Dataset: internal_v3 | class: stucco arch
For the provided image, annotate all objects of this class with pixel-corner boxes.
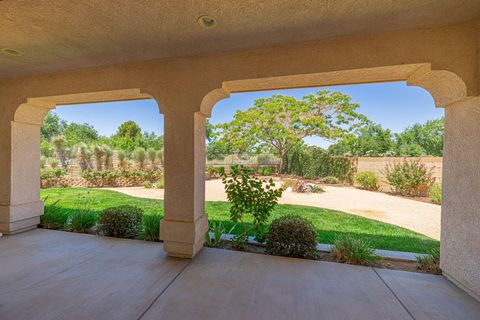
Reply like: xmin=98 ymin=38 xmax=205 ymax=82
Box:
xmin=13 ymin=88 xmax=157 ymax=125
xmin=406 ymin=69 xmax=468 ymax=108
xmin=199 ymin=88 xmax=231 ymax=117
xmin=201 ymin=64 xmax=471 ymax=116
xmin=14 ymin=102 xmax=56 ymax=126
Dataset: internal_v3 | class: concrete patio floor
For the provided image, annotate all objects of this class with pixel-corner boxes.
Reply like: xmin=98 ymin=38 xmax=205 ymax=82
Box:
xmin=1 ymin=230 xmax=479 ymax=320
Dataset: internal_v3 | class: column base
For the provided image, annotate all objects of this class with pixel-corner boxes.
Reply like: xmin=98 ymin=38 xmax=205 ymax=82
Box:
xmin=0 ymin=200 xmax=44 ymax=234
xmin=160 ymin=214 xmax=208 ymax=258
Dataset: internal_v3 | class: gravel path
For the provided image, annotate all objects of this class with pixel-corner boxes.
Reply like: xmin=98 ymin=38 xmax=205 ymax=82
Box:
xmin=102 ymin=179 xmax=441 ymax=240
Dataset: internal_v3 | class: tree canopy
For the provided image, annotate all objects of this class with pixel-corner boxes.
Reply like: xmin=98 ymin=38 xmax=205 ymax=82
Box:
xmin=63 ymin=122 xmax=99 ymax=146
xmin=114 ymin=121 xmax=142 ymax=140
xmin=328 ymin=123 xmax=395 ymax=156
xmin=395 ymin=118 xmax=444 ymax=156
xmin=40 ymin=114 xmax=164 ymax=155
xmin=41 ymin=112 xmax=67 ymax=141
xmin=213 ymin=91 xmax=367 ymax=171
xmin=328 ymin=117 xmax=444 ymax=157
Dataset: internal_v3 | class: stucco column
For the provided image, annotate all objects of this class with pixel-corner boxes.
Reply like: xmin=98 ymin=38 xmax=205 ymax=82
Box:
xmin=0 ymin=115 xmax=44 ymax=234
xmin=159 ymin=111 xmax=208 ymax=258
xmin=441 ymin=100 xmax=480 ymax=300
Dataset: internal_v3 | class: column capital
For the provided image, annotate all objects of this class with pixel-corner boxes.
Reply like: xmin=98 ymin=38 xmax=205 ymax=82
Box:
xmin=406 ymin=69 xmax=468 ymax=108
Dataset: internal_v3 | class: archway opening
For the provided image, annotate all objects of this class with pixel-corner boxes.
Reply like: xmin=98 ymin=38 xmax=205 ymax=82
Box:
xmin=38 ymin=98 xmax=165 ymax=241
xmin=206 ymin=80 xmax=443 ymax=270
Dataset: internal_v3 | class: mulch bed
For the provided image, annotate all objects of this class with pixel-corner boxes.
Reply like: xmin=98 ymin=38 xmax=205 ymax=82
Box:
xmin=208 ymin=241 xmax=439 ymax=275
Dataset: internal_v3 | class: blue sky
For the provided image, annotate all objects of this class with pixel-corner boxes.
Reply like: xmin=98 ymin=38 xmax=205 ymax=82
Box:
xmin=54 ymin=81 xmax=443 ymax=148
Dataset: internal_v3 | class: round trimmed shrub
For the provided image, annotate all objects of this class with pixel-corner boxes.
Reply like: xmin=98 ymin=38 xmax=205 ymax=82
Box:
xmin=99 ymin=205 xmax=143 ymax=238
xmin=355 ymin=171 xmax=379 ymax=191
xmin=266 ymin=215 xmax=318 ymax=259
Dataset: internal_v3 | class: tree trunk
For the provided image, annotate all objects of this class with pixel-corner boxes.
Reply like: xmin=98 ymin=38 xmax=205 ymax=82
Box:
xmin=278 ymin=153 xmax=285 ymax=174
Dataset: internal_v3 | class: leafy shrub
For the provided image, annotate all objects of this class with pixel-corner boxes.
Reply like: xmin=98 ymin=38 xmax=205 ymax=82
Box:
xmin=147 ymin=147 xmax=157 ymax=167
xmin=138 ymin=168 xmax=163 ymax=183
xmin=206 ymin=165 xmax=222 ymax=179
xmin=292 ymin=180 xmax=309 ymax=193
xmin=40 ymin=198 xmax=68 ymax=229
xmin=103 ymin=145 xmax=113 ymax=169
xmin=156 ymin=149 xmax=164 ymax=166
xmin=143 ymin=181 xmax=153 ymax=188
xmin=133 ymin=147 xmax=146 ymax=168
xmin=231 ymin=232 xmax=248 ymax=250
xmin=223 ymin=154 xmax=242 ymax=164
xmin=331 ymin=235 xmax=379 ymax=265
xmin=153 ymin=178 xmax=164 ymax=189
xmin=248 ymin=154 xmax=279 ymax=166
xmin=310 ymin=184 xmax=325 ymax=193
xmin=99 ymin=205 xmax=143 ymax=238
xmin=75 ymin=142 xmax=91 ymax=172
xmin=416 ymin=248 xmax=441 ymax=274
xmin=257 ymin=167 xmax=274 ymax=176
xmin=41 ymin=168 xmax=67 ymax=187
xmin=205 ymin=221 xmax=235 ymax=248
xmin=355 ymin=171 xmax=379 ymax=190
xmin=82 ymin=170 xmax=120 ymax=187
xmin=142 ymin=213 xmax=161 ymax=242
xmin=48 ymin=157 xmax=59 ymax=169
xmin=430 ymin=183 xmax=442 ymax=204
xmin=281 ymin=178 xmax=298 ymax=189
xmin=253 ymin=223 xmax=268 ymax=244
xmin=384 ymin=159 xmax=434 ymax=196
xmin=40 ymin=156 xmax=47 ymax=169
xmin=41 ymin=168 xmax=67 ymax=180
xmin=290 ymin=181 xmax=324 ymax=193
xmin=266 ymin=215 xmax=318 ymax=259
xmin=70 ymin=210 xmax=97 ymax=233
xmin=68 ymin=194 xmax=96 ymax=233
xmin=92 ymin=145 xmax=105 ymax=171
xmin=51 ymin=135 xmax=67 ymax=168
xmin=220 ymin=165 xmax=283 ymax=228
xmin=320 ymin=176 xmax=339 ymax=184
xmin=283 ymin=146 xmax=354 ymax=182
xmin=117 ymin=150 xmax=128 ymax=169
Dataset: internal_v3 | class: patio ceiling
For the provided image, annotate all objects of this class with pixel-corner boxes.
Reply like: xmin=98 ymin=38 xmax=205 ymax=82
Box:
xmin=1 ymin=0 xmax=480 ymax=79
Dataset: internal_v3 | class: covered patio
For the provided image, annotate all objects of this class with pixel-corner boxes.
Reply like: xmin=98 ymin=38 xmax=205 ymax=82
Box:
xmin=1 ymin=229 xmax=480 ymax=320
xmin=2 ymin=1 xmax=480 ymax=317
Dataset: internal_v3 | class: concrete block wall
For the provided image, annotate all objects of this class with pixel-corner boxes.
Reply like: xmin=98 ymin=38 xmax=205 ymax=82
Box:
xmin=353 ymin=157 xmax=442 ymax=192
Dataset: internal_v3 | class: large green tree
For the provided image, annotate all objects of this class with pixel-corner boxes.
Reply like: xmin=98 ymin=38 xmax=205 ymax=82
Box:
xmin=395 ymin=118 xmax=444 ymax=156
xmin=328 ymin=123 xmax=395 ymax=156
xmin=63 ymin=122 xmax=99 ymax=147
xmin=206 ymin=120 xmax=235 ymax=160
xmin=215 ymin=91 xmax=367 ymax=171
xmin=114 ymin=121 xmax=142 ymax=139
xmin=41 ymin=112 xmax=66 ymax=141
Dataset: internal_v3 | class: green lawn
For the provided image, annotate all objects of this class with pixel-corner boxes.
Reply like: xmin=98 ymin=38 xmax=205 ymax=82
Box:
xmin=40 ymin=188 xmax=439 ymax=253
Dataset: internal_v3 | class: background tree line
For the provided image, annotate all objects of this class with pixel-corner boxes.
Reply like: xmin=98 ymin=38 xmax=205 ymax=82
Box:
xmin=41 ymin=112 xmax=164 ymax=159
xmin=207 ymin=90 xmax=444 ymax=173
xmin=42 ymin=89 xmax=443 ymax=174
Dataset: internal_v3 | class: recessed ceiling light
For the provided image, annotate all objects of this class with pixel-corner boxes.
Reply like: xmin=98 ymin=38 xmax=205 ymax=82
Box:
xmin=197 ymin=15 xmax=218 ymax=29
xmin=1 ymin=48 xmax=22 ymax=56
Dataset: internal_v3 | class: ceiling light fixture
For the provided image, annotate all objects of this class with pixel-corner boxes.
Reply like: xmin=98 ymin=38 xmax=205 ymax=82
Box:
xmin=197 ymin=15 xmax=218 ymax=29
xmin=1 ymin=48 xmax=22 ymax=56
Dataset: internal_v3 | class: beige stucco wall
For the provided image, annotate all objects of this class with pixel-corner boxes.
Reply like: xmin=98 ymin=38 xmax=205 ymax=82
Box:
xmin=441 ymin=101 xmax=480 ymax=301
xmin=0 ymin=21 xmax=479 ymax=299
